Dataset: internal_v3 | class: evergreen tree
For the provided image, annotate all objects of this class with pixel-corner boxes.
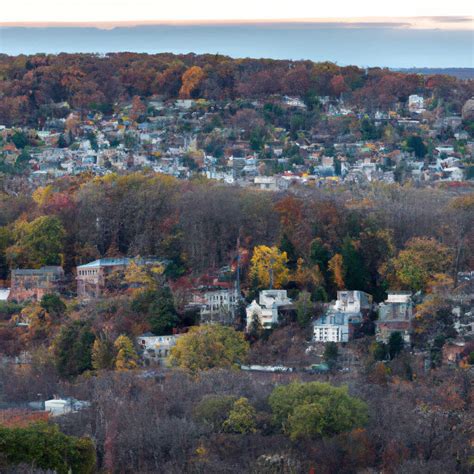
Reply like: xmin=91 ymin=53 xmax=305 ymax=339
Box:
xmin=323 ymin=342 xmax=339 ymax=370
xmin=280 ymin=233 xmax=298 ymax=270
xmin=54 ymin=321 xmax=95 ymax=378
xmin=341 ymin=237 xmax=369 ymax=291
xmin=388 ymin=332 xmax=404 ymax=360
xmin=40 ymin=293 xmax=66 ymax=320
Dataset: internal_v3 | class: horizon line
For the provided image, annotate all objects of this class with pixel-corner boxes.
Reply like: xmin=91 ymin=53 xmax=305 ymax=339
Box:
xmin=1 ymin=16 xmax=473 ymax=30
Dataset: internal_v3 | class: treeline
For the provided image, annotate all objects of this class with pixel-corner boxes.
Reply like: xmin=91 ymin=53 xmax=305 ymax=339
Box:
xmin=0 ymin=52 xmax=473 ymax=125
xmin=1 ymin=366 xmax=472 ymax=473
xmin=0 ymin=173 xmax=472 ymax=297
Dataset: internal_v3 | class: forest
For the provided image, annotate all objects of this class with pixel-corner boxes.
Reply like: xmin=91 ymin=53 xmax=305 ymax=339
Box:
xmin=1 ymin=52 xmax=473 ymax=126
xmin=0 ymin=49 xmax=473 ymax=473
xmin=0 ymin=171 xmax=472 ymax=472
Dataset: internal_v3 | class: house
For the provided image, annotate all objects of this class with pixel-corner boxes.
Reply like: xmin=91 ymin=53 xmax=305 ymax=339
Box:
xmin=408 ymin=95 xmax=425 ymax=113
xmin=9 ymin=266 xmax=64 ymax=302
xmin=253 ymin=176 xmax=290 ymax=191
xmin=442 ymin=341 xmax=467 ymax=365
xmin=313 ymin=291 xmax=372 ymax=343
xmin=136 ymin=333 xmax=181 ymax=365
xmin=283 ymin=96 xmax=307 ymax=109
xmin=44 ymin=398 xmax=90 ymax=416
xmin=376 ymin=292 xmax=414 ymax=343
xmin=246 ymin=290 xmax=292 ymax=329
xmin=198 ymin=287 xmax=240 ymax=324
xmin=76 ymin=257 xmax=164 ymax=300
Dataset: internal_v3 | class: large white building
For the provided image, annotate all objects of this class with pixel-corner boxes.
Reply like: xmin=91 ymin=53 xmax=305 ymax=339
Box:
xmin=246 ymin=289 xmax=292 ymax=329
xmin=313 ymin=291 xmax=372 ymax=343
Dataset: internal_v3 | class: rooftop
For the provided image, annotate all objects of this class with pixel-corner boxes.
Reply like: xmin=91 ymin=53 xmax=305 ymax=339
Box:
xmin=77 ymin=257 xmax=165 ymax=269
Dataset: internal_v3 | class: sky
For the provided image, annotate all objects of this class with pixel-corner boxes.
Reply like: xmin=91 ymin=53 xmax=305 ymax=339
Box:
xmin=0 ymin=1 xmax=473 ymax=67
xmin=1 ymin=0 xmax=473 ymax=25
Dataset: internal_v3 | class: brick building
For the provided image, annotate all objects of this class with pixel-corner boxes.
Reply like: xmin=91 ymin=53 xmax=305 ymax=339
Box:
xmin=9 ymin=266 xmax=64 ymax=302
xmin=76 ymin=257 xmax=164 ymax=300
xmin=376 ymin=292 xmax=414 ymax=343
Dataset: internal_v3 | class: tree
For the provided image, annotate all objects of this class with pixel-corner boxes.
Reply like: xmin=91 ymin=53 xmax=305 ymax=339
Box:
xmin=390 ymin=238 xmax=452 ymax=292
xmin=430 ymin=335 xmax=445 ymax=368
xmin=328 ymin=253 xmax=345 ymax=290
xmin=114 ymin=335 xmax=139 ymax=370
xmin=388 ymin=332 xmax=404 ymax=359
xmin=248 ymin=313 xmax=264 ymax=340
xmin=53 ymin=321 xmax=95 ymax=378
xmin=412 ymin=295 xmax=456 ymax=345
xmin=193 ymin=395 xmax=237 ymax=431
xmin=0 ymin=227 xmax=13 ymax=280
xmin=249 ymin=245 xmax=289 ymax=289
xmin=147 ymin=287 xmax=179 ymax=335
xmin=0 ymin=422 xmax=96 ymax=474
xmin=11 ymin=130 xmax=28 ymax=149
xmin=279 ymin=233 xmax=298 ymax=270
xmin=222 ymin=397 xmax=257 ymax=434
xmin=7 ymin=216 xmax=65 ymax=268
xmin=269 ymin=382 xmax=368 ymax=440
xmin=15 ymin=149 xmax=31 ymax=171
xmin=323 ymin=341 xmax=339 ymax=370
xmin=57 ymin=133 xmax=68 ymax=148
xmin=405 ymin=135 xmax=427 ymax=159
xmin=40 ymin=293 xmax=66 ymax=320
xmin=295 ymin=291 xmax=313 ymax=328
xmin=170 ymin=325 xmax=249 ymax=372
xmin=341 ymin=237 xmax=369 ymax=291
xmin=371 ymin=341 xmax=388 ymax=361
xmin=179 ymin=66 xmax=205 ymax=99
xmin=310 ymin=238 xmax=330 ymax=272
xmin=92 ymin=337 xmax=116 ymax=371
xmin=131 ymin=287 xmax=179 ymax=335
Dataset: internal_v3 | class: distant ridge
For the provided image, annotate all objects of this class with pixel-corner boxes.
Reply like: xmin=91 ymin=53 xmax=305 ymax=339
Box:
xmin=1 ymin=24 xmax=472 ymax=68
xmin=395 ymin=68 xmax=474 ymax=80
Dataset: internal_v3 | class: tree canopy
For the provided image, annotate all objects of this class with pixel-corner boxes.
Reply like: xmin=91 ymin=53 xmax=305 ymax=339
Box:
xmin=170 ymin=325 xmax=249 ymax=372
xmin=269 ymin=381 xmax=368 ymax=440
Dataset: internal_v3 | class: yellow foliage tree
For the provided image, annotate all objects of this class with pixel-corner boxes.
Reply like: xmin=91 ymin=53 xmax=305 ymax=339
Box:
xmin=328 ymin=253 xmax=345 ymax=289
xmin=293 ymin=258 xmax=324 ymax=290
xmin=32 ymin=185 xmax=54 ymax=208
xmin=249 ymin=245 xmax=289 ymax=289
xmin=170 ymin=325 xmax=249 ymax=373
xmin=390 ymin=238 xmax=452 ymax=292
xmin=124 ymin=260 xmax=165 ymax=292
xmin=114 ymin=335 xmax=139 ymax=371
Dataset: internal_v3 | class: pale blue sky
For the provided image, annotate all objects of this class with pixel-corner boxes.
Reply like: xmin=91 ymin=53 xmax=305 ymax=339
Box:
xmin=1 ymin=0 xmax=473 ymax=24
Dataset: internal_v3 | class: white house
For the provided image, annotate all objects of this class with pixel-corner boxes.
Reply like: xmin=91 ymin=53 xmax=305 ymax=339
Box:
xmin=313 ymin=291 xmax=372 ymax=343
xmin=198 ymin=287 xmax=240 ymax=324
xmin=253 ymin=176 xmax=290 ymax=191
xmin=283 ymin=96 xmax=307 ymax=108
xmin=137 ymin=333 xmax=181 ymax=365
xmin=246 ymin=289 xmax=292 ymax=329
xmin=45 ymin=398 xmax=90 ymax=416
xmin=408 ymin=95 xmax=425 ymax=113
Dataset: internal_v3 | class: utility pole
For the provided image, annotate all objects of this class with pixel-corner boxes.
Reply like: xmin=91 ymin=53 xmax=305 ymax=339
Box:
xmin=269 ymin=256 xmax=275 ymax=289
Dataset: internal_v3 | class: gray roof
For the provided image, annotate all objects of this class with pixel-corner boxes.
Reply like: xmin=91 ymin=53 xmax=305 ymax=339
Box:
xmin=12 ymin=266 xmax=63 ymax=276
xmin=77 ymin=257 xmax=165 ymax=269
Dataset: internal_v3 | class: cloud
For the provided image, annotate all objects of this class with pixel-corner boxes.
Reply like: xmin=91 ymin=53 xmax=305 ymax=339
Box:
xmin=419 ymin=16 xmax=473 ymax=23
